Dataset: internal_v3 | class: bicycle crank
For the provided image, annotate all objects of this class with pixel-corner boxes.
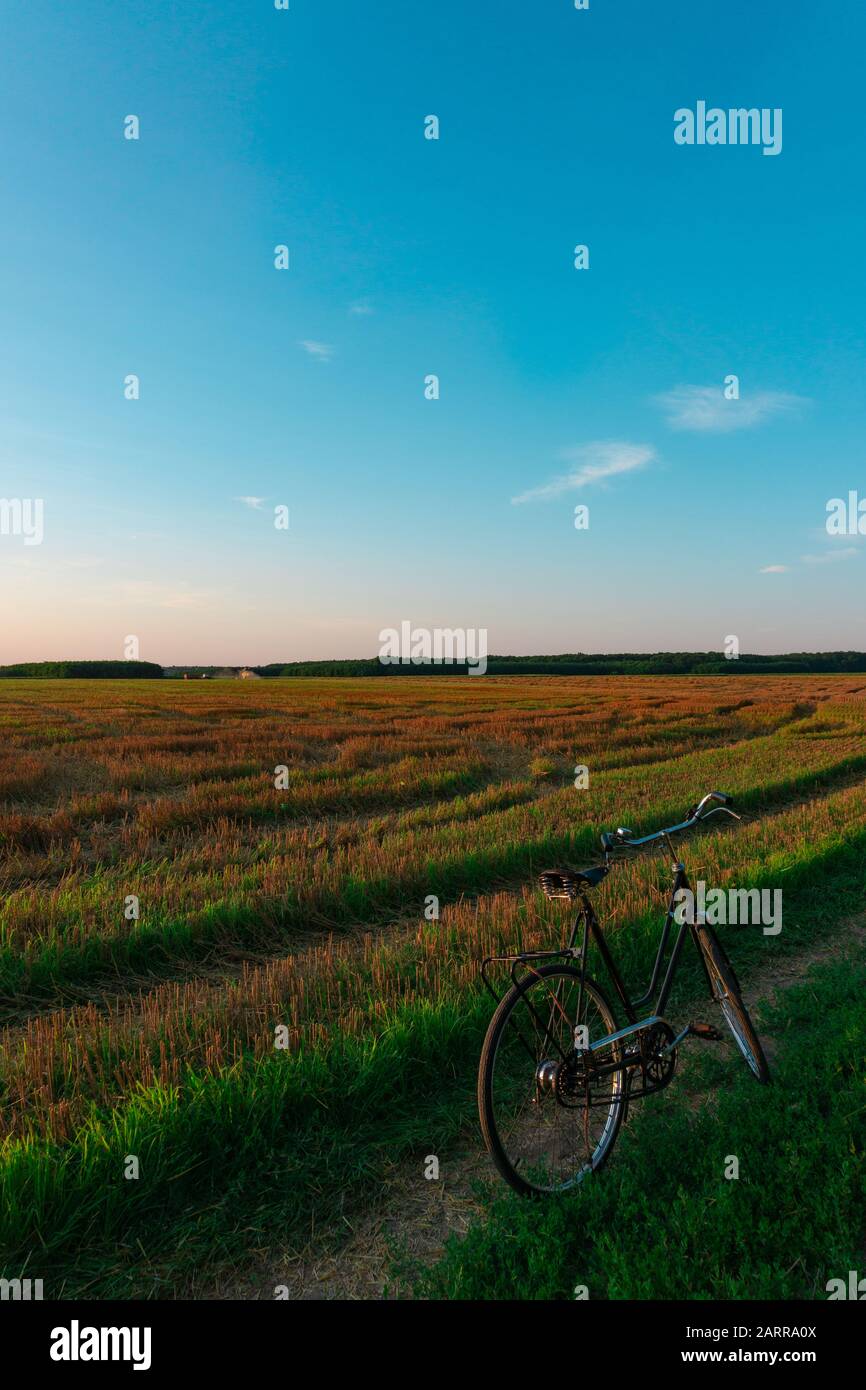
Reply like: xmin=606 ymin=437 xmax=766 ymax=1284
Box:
xmin=661 ymin=1019 xmax=724 ymax=1055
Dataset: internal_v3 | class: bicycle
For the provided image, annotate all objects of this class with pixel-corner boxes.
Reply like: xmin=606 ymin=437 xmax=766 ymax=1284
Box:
xmin=478 ymin=790 xmax=770 ymax=1196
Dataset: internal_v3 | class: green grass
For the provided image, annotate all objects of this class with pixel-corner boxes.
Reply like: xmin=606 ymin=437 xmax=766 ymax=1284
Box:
xmin=0 ymin=1002 xmax=481 ymax=1297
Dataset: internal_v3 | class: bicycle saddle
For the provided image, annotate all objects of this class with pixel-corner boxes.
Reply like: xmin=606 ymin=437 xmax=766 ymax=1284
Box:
xmin=538 ymin=864 xmax=610 ymax=899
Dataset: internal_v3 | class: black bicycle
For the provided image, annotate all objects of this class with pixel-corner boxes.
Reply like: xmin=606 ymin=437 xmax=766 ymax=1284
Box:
xmin=478 ymin=791 xmax=770 ymax=1196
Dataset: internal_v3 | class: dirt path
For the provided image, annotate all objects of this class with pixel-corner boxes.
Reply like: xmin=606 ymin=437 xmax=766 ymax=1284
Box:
xmin=206 ymin=911 xmax=866 ymax=1301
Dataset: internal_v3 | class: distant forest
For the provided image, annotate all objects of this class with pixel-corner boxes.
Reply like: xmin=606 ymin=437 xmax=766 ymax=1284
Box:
xmin=0 ymin=661 xmax=163 ymax=679
xmin=3 ymin=653 xmax=866 ymax=679
xmin=252 ymin=652 xmax=866 ymax=677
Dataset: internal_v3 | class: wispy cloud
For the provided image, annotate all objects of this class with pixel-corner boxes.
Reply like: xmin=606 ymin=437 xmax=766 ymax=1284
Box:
xmin=759 ymin=542 xmax=862 ymax=573
xmin=654 ymin=385 xmax=806 ymax=432
xmin=511 ymin=441 xmax=655 ymax=505
xmin=801 ymin=547 xmax=860 ymax=565
xmin=299 ymin=339 xmax=335 ymax=361
xmin=349 ymin=300 xmax=373 ymax=316
xmin=235 ymin=496 xmax=266 ymax=510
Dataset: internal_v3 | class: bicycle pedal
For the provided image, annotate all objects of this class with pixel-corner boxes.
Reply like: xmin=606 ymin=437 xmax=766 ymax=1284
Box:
xmin=689 ymin=1021 xmax=723 ymax=1041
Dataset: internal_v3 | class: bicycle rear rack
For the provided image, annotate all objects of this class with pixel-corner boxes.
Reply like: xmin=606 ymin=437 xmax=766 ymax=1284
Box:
xmin=480 ymin=948 xmax=575 ymax=1004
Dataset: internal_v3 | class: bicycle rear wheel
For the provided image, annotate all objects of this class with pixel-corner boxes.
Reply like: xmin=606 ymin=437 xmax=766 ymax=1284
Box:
xmin=696 ymin=926 xmax=770 ymax=1082
xmin=478 ymin=965 xmax=625 ymax=1196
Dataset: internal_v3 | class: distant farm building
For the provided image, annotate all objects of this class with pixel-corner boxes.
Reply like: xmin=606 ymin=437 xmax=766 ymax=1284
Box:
xmin=177 ymin=667 xmax=259 ymax=680
xmin=205 ymin=667 xmax=262 ymax=680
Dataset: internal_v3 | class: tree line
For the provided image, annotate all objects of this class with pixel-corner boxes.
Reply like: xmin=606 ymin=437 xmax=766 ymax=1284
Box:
xmin=3 ymin=653 xmax=866 ymax=679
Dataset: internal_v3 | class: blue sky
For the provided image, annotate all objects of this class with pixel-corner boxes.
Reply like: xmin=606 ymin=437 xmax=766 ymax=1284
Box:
xmin=1 ymin=0 xmax=864 ymax=663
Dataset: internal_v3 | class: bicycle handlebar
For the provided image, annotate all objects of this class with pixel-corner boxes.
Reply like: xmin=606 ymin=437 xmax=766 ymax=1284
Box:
xmin=601 ymin=791 xmax=739 ymax=852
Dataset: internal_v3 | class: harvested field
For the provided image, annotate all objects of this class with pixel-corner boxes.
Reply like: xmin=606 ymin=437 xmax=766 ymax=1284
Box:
xmin=0 ymin=674 xmax=864 ymax=1298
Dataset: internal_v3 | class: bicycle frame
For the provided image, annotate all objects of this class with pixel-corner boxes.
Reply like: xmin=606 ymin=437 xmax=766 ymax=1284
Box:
xmin=480 ymin=855 xmax=710 ymax=1051
xmin=480 ymin=796 xmax=740 ymax=1022
xmin=570 ymin=858 xmax=698 ymax=1027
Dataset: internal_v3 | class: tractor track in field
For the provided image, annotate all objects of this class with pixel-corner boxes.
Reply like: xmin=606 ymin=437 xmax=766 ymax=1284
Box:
xmin=205 ymin=910 xmax=866 ymax=1301
xmin=3 ymin=757 xmax=866 ymax=1033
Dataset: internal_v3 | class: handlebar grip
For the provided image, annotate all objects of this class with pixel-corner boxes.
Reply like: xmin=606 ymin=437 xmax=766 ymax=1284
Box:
xmin=686 ymin=791 xmax=734 ymax=820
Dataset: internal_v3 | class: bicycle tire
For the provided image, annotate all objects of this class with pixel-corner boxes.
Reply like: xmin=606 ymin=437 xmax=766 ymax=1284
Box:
xmin=695 ymin=926 xmax=771 ymax=1083
xmin=478 ymin=965 xmax=625 ymax=1196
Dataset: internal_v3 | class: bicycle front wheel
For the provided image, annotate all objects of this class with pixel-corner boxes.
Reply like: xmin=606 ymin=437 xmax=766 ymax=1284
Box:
xmin=478 ymin=965 xmax=625 ymax=1196
xmin=696 ymin=926 xmax=770 ymax=1083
